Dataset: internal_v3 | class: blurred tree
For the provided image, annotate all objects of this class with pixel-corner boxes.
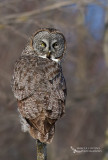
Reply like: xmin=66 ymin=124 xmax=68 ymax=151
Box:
xmin=85 ymin=3 xmax=105 ymax=41
xmin=0 ymin=1 xmax=108 ymax=160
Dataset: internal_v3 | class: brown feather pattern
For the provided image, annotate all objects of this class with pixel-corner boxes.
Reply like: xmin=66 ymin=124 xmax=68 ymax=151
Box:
xmin=11 ymin=28 xmax=66 ymax=143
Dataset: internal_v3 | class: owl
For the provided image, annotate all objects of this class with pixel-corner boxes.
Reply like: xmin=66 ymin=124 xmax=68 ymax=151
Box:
xmin=11 ymin=28 xmax=67 ymax=144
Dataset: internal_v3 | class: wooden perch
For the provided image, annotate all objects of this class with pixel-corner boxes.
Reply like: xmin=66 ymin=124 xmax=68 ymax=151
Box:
xmin=36 ymin=140 xmax=47 ymax=160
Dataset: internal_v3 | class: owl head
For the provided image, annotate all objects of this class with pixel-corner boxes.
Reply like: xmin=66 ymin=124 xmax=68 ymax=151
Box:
xmin=30 ymin=28 xmax=66 ymax=62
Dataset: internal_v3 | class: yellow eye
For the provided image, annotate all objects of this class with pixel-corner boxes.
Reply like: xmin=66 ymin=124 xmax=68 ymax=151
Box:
xmin=40 ymin=42 xmax=46 ymax=48
xmin=53 ymin=42 xmax=58 ymax=48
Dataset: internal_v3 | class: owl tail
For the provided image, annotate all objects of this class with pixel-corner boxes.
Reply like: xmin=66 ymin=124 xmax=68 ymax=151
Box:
xmin=26 ymin=116 xmax=56 ymax=144
xmin=29 ymin=124 xmax=55 ymax=143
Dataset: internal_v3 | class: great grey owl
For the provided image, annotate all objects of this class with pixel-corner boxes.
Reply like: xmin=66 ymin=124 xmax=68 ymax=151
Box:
xmin=11 ymin=28 xmax=67 ymax=143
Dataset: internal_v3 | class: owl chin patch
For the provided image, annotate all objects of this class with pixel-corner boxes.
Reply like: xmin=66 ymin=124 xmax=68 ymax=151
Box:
xmin=51 ymin=57 xmax=60 ymax=62
xmin=38 ymin=55 xmax=47 ymax=59
xmin=38 ymin=54 xmax=60 ymax=63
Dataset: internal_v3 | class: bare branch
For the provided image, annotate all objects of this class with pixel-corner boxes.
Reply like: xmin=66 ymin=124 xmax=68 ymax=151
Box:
xmin=0 ymin=0 xmax=106 ymax=24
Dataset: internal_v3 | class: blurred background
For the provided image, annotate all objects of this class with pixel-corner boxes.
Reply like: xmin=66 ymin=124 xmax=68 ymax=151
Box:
xmin=0 ymin=0 xmax=108 ymax=160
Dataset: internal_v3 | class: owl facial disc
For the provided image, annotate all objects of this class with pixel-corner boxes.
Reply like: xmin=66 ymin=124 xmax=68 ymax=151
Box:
xmin=32 ymin=30 xmax=65 ymax=62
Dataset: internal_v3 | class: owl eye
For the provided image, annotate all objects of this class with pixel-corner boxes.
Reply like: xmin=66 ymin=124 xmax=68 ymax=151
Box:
xmin=53 ymin=42 xmax=59 ymax=49
xmin=40 ymin=41 xmax=46 ymax=48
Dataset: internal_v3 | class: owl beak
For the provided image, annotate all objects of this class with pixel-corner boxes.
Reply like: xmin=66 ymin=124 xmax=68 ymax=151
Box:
xmin=47 ymin=51 xmax=51 ymax=59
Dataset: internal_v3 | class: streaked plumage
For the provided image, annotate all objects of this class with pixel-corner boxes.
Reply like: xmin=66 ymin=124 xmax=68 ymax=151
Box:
xmin=11 ymin=28 xmax=66 ymax=143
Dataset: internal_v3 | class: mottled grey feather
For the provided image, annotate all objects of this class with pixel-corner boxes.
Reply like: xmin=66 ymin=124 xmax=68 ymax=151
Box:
xmin=11 ymin=28 xmax=66 ymax=143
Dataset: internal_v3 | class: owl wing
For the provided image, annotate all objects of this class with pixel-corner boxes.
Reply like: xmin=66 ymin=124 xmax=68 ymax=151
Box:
xmin=45 ymin=65 xmax=67 ymax=120
xmin=11 ymin=55 xmax=43 ymax=101
xmin=60 ymin=73 xmax=67 ymax=116
xmin=61 ymin=72 xmax=67 ymax=101
xmin=12 ymin=56 xmax=66 ymax=142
